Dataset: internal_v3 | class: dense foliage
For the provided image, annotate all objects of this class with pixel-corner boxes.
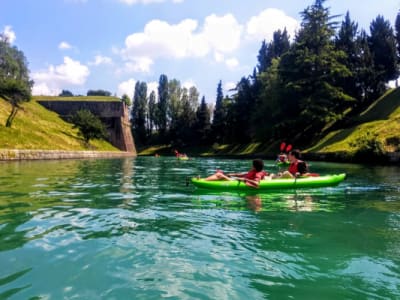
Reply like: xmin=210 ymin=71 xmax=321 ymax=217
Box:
xmin=0 ymin=35 xmax=33 ymax=127
xmin=87 ymin=89 xmax=112 ymax=96
xmin=129 ymin=0 xmax=400 ymax=149
xmin=70 ymin=109 xmax=108 ymax=145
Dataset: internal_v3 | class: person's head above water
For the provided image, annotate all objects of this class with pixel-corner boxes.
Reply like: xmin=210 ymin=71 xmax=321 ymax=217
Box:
xmin=288 ymin=149 xmax=301 ymax=160
xmin=252 ymin=159 xmax=264 ymax=172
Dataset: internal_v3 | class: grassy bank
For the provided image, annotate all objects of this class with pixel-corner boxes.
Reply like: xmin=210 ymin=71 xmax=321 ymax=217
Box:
xmin=0 ymin=98 xmax=118 ymax=151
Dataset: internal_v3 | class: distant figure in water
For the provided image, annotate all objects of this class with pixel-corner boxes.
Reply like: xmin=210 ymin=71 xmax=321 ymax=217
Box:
xmin=204 ymin=159 xmax=270 ymax=188
xmin=174 ymin=149 xmax=188 ymax=159
xmin=154 ymin=153 xmax=160 ymax=157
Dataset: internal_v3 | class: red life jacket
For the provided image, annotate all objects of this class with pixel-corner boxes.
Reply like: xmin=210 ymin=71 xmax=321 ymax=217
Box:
xmin=288 ymin=160 xmax=306 ymax=175
xmin=245 ymin=170 xmax=267 ymax=181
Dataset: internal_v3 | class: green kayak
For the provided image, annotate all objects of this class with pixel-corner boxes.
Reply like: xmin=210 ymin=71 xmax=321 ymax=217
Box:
xmin=191 ymin=173 xmax=346 ymax=191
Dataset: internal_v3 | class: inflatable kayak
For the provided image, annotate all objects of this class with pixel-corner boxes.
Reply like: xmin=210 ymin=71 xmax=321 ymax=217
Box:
xmin=191 ymin=173 xmax=346 ymax=191
xmin=276 ymin=161 xmax=290 ymax=167
xmin=177 ymin=156 xmax=189 ymax=160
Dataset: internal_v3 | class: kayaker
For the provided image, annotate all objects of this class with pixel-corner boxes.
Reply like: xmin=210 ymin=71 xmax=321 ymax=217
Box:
xmin=204 ymin=159 xmax=270 ymax=188
xmin=280 ymin=149 xmax=309 ymax=178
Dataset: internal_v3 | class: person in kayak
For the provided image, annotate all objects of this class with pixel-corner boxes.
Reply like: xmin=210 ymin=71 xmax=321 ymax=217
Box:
xmin=280 ymin=149 xmax=309 ymax=178
xmin=204 ymin=159 xmax=270 ymax=188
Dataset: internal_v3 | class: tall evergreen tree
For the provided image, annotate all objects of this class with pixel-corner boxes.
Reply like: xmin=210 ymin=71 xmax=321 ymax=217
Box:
xmin=278 ymin=0 xmax=352 ymax=140
xmin=147 ymin=90 xmax=157 ymax=137
xmin=131 ymin=81 xmax=148 ymax=144
xmin=335 ymin=11 xmax=361 ymax=103
xmin=195 ymin=96 xmax=211 ymax=145
xmin=257 ymin=29 xmax=290 ymax=74
xmin=212 ymin=80 xmax=226 ymax=142
xmin=369 ymin=15 xmax=398 ymax=96
xmin=396 ymin=11 xmax=400 ymax=61
xmin=157 ymin=74 xmax=169 ymax=138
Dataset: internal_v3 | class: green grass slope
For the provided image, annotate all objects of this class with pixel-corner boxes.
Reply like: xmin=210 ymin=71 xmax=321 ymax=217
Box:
xmin=306 ymin=88 xmax=400 ymax=155
xmin=0 ymin=98 xmax=119 ymax=151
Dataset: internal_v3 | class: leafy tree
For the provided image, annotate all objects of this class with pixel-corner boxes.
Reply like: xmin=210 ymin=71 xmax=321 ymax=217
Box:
xmin=335 ymin=12 xmax=362 ymax=103
xmin=211 ymin=80 xmax=226 ymax=142
xmin=59 ymin=89 xmax=73 ymax=97
xmin=87 ymin=89 xmax=111 ymax=96
xmin=147 ymin=90 xmax=157 ymax=137
xmin=0 ymin=36 xmax=33 ymax=127
xmin=278 ymin=0 xmax=352 ymax=140
xmin=121 ymin=94 xmax=131 ymax=106
xmin=157 ymin=74 xmax=169 ymax=137
xmin=168 ymin=79 xmax=182 ymax=140
xmin=195 ymin=96 xmax=211 ymax=144
xmin=257 ymin=29 xmax=290 ymax=74
xmin=131 ymin=81 xmax=147 ymax=144
xmin=396 ymin=11 xmax=400 ymax=61
xmin=369 ymin=15 xmax=398 ymax=97
xmin=70 ymin=109 xmax=108 ymax=144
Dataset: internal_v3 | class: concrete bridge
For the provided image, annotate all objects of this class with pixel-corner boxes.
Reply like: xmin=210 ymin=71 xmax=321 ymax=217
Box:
xmin=37 ymin=99 xmax=136 ymax=154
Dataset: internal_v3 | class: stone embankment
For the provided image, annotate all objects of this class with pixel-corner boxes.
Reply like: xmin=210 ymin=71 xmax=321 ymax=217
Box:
xmin=0 ymin=149 xmax=136 ymax=161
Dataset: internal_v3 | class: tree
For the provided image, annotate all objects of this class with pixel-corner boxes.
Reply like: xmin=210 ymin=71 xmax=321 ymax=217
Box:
xmin=147 ymin=90 xmax=157 ymax=137
xmin=0 ymin=35 xmax=33 ymax=127
xmin=369 ymin=15 xmax=398 ymax=97
xmin=257 ymin=29 xmax=290 ymax=74
xmin=59 ymin=90 xmax=74 ymax=97
xmin=195 ymin=96 xmax=211 ymax=144
xmin=278 ymin=0 xmax=352 ymax=140
xmin=211 ymin=80 xmax=226 ymax=142
xmin=121 ymin=94 xmax=131 ymax=106
xmin=157 ymin=74 xmax=169 ymax=137
xmin=396 ymin=11 xmax=400 ymax=61
xmin=87 ymin=89 xmax=112 ymax=96
xmin=131 ymin=81 xmax=147 ymax=144
xmin=335 ymin=12 xmax=362 ymax=103
xmin=70 ymin=109 xmax=108 ymax=144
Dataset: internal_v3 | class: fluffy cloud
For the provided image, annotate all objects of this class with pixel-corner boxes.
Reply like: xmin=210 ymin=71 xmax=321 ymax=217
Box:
xmin=89 ymin=55 xmax=113 ymax=66
xmin=119 ymin=14 xmax=242 ymax=73
xmin=32 ymin=56 xmax=90 ymax=96
xmin=225 ymin=58 xmax=239 ymax=69
xmin=58 ymin=41 xmax=72 ymax=50
xmin=117 ymin=9 xmax=297 ymax=74
xmin=117 ymin=79 xmax=159 ymax=97
xmin=1 ymin=25 xmax=16 ymax=43
xmin=117 ymin=78 xmax=136 ymax=97
xmin=246 ymin=8 xmax=299 ymax=42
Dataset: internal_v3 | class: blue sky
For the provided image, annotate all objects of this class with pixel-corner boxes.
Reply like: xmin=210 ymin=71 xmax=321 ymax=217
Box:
xmin=1 ymin=0 xmax=398 ymax=102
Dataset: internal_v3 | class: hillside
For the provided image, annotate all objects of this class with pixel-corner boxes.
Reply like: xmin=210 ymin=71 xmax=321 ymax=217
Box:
xmin=0 ymin=98 xmax=118 ymax=151
xmin=305 ymin=88 xmax=400 ymax=158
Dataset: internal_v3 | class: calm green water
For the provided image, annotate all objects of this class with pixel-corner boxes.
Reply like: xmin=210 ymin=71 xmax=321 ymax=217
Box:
xmin=0 ymin=157 xmax=399 ymax=299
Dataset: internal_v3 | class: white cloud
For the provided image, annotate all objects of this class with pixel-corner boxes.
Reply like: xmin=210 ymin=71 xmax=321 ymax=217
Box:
xmin=119 ymin=14 xmax=242 ymax=73
xmin=32 ymin=56 xmax=90 ymax=96
xmin=89 ymin=55 xmax=113 ymax=66
xmin=203 ymin=14 xmax=242 ymax=54
xmin=214 ymin=52 xmax=224 ymax=63
xmin=117 ymin=79 xmax=158 ymax=98
xmin=182 ymin=79 xmax=196 ymax=90
xmin=225 ymin=58 xmax=239 ymax=69
xmin=246 ymin=8 xmax=299 ymax=42
xmin=124 ymin=57 xmax=153 ymax=73
xmin=117 ymin=78 xmax=136 ymax=97
xmin=147 ymin=81 xmax=158 ymax=96
xmin=59 ymin=41 xmax=72 ymax=50
xmin=1 ymin=25 xmax=16 ymax=43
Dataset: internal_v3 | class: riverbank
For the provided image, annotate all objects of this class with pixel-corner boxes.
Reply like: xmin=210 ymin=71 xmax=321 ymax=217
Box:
xmin=137 ymin=144 xmax=400 ymax=164
xmin=0 ymin=149 xmax=136 ymax=161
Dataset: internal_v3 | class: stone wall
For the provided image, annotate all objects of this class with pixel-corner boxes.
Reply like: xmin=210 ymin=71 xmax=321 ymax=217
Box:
xmin=0 ymin=149 xmax=136 ymax=161
xmin=37 ymin=100 xmax=136 ymax=154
